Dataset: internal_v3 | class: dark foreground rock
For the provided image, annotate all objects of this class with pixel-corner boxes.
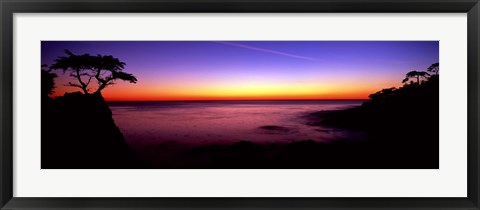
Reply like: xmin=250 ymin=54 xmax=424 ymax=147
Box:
xmin=42 ymin=92 xmax=142 ymax=169
xmin=303 ymin=75 xmax=440 ymax=169
xmin=136 ymin=137 xmax=435 ymax=169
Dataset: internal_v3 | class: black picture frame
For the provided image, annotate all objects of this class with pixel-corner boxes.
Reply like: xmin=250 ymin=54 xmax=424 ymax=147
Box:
xmin=1 ymin=0 xmax=479 ymax=209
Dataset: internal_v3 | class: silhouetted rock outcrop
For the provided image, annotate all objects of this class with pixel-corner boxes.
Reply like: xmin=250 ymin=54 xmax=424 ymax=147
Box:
xmin=304 ymin=75 xmax=439 ymax=168
xmin=42 ymin=92 xmax=142 ymax=169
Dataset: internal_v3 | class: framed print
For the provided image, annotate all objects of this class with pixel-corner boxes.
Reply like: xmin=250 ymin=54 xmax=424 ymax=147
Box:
xmin=1 ymin=0 xmax=479 ymax=209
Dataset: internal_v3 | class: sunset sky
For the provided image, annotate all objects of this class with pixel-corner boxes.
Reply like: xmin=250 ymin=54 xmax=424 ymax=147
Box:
xmin=41 ymin=41 xmax=439 ymax=101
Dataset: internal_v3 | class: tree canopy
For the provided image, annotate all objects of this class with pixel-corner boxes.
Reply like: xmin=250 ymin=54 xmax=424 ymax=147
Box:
xmin=41 ymin=64 xmax=57 ymax=97
xmin=402 ymin=70 xmax=430 ymax=84
xmin=427 ymin=62 xmax=439 ymax=75
xmin=50 ymin=50 xmax=137 ymax=95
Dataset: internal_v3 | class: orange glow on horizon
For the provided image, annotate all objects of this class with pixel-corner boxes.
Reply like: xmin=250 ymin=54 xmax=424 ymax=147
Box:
xmin=52 ymin=91 xmax=373 ymax=101
xmin=54 ymin=85 xmax=377 ymax=101
xmin=51 ymin=73 xmax=402 ymax=101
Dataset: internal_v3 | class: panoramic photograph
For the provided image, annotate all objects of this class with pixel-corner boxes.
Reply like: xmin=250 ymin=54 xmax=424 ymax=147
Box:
xmin=41 ymin=41 xmax=439 ymax=169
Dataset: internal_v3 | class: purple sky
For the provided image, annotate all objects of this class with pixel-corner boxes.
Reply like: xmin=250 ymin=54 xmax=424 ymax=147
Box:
xmin=41 ymin=41 xmax=439 ymax=101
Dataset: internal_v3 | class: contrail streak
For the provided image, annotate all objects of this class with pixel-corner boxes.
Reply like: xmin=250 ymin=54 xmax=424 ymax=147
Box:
xmin=215 ymin=41 xmax=317 ymax=61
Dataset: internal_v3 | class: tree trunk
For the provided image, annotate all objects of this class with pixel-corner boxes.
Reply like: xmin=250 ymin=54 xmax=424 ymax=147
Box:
xmin=95 ymin=82 xmax=107 ymax=95
xmin=75 ymin=68 xmax=89 ymax=94
xmin=82 ymin=88 xmax=89 ymax=95
xmin=416 ymin=76 xmax=419 ymax=84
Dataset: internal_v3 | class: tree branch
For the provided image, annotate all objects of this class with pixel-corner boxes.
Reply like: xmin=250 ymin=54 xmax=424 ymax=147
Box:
xmin=74 ymin=68 xmax=89 ymax=94
xmin=66 ymin=82 xmax=83 ymax=88
xmin=85 ymin=76 xmax=94 ymax=87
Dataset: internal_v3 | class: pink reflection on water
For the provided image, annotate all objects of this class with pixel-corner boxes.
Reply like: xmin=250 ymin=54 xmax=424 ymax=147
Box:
xmin=109 ymin=101 xmax=363 ymax=149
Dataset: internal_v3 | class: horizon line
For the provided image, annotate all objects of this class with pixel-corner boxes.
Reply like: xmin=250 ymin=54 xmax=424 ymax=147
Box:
xmin=105 ymin=99 xmax=368 ymax=102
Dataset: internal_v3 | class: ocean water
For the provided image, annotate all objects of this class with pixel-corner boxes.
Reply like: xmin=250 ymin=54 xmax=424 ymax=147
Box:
xmin=109 ymin=100 xmax=363 ymax=149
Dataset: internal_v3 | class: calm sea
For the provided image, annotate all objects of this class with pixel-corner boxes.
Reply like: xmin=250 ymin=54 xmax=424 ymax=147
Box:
xmin=108 ymin=100 xmax=363 ymax=149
